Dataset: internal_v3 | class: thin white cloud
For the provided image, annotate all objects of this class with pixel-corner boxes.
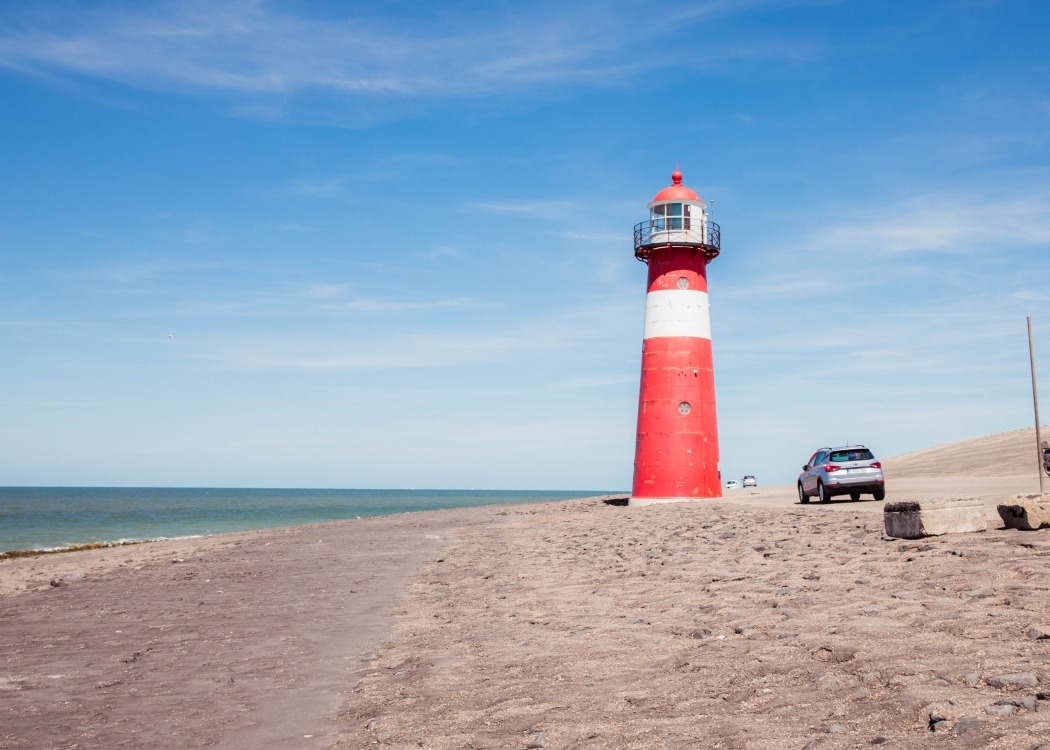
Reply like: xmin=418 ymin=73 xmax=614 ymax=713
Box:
xmin=189 ymin=297 xmax=634 ymax=371
xmin=415 ymin=245 xmax=461 ymax=261
xmin=559 ymin=375 xmax=637 ymax=389
xmin=87 ymin=258 xmax=225 ymax=283
xmin=468 ymin=200 xmax=575 ymax=217
xmin=331 ymin=297 xmax=471 ymax=313
xmin=812 ymin=183 xmax=1050 ymax=254
xmin=0 ymin=0 xmax=824 ymax=108
xmin=557 ymin=231 xmax=621 ymax=242
xmin=283 ymin=177 xmax=346 ymax=198
xmin=302 ymin=283 xmax=348 ymax=298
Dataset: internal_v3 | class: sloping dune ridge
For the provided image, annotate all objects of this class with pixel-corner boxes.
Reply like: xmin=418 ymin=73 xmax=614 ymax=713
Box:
xmin=882 ymin=426 xmax=1048 ymax=478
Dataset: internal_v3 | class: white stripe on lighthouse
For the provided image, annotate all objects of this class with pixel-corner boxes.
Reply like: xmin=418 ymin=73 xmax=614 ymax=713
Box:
xmin=643 ymin=289 xmax=711 ymax=340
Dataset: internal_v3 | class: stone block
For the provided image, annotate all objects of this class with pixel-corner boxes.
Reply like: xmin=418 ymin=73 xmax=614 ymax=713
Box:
xmin=883 ymin=497 xmax=987 ymax=539
xmin=997 ymin=494 xmax=1050 ymax=531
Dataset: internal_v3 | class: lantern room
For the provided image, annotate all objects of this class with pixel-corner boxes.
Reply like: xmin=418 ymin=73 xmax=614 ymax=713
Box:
xmin=633 ymin=170 xmax=720 ymax=262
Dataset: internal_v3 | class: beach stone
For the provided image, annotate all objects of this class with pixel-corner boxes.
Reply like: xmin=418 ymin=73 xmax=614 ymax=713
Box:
xmin=817 ymin=675 xmax=848 ymax=692
xmin=1028 ymin=625 xmax=1050 ymax=640
xmin=928 ymin=710 xmax=950 ymax=731
xmin=49 ymin=572 xmax=86 ymax=587
xmin=961 ymin=588 xmax=995 ymax=599
xmin=998 ymin=696 xmax=1038 ymax=711
xmin=527 ymin=730 xmax=547 ymax=748
xmin=816 ymin=645 xmax=856 ymax=663
xmin=996 ymin=494 xmax=1050 ymax=531
xmin=893 ymin=590 xmax=924 ymax=601
xmin=986 ymin=672 xmax=1039 ymax=689
xmin=985 ymin=704 xmax=1014 ymax=717
xmin=951 ymin=716 xmax=986 ymax=734
xmin=884 ymin=497 xmax=987 ymax=538
xmin=827 ymin=723 xmax=847 ymax=733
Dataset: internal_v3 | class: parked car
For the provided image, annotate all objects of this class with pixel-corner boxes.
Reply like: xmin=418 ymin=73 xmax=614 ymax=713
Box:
xmin=798 ymin=445 xmax=885 ymax=503
xmin=742 ymin=475 xmax=757 ymax=488
xmin=724 ymin=479 xmax=740 ymax=490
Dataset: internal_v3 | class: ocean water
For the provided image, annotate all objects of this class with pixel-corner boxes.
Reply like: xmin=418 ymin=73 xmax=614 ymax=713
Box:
xmin=0 ymin=487 xmax=618 ymax=553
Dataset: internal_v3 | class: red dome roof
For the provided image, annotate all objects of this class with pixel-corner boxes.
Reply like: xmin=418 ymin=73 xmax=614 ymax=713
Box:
xmin=652 ymin=170 xmax=701 ymax=202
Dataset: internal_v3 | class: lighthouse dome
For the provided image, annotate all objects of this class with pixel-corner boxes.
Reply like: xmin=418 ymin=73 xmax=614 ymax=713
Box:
xmin=651 ymin=170 xmax=702 ymax=204
xmin=634 ymin=169 xmax=719 ymax=262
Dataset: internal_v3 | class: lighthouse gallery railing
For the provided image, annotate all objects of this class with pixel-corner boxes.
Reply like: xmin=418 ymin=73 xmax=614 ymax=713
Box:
xmin=633 ymin=220 xmax=720 ymax=261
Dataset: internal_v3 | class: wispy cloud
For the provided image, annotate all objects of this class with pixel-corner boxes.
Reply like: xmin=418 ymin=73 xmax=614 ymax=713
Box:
xmin=87 ymin=258 xmax=224 ymax=284
xmin=468 ymin=200 xmax=576 ymax=218
xmin=331 ymin=297 xmax=471 ymax=313
xmin=283 ymin=176 xmax=346 ymax=198
xmin=811 ymin=182 xmax=1050 ymax=254
xmin=189 ymin=297 xmax=634 ymax=371
xmin=302 ymin=283 xmax=348 ymax=299
xmin=0 ymin=0 xmax=822 ymax=109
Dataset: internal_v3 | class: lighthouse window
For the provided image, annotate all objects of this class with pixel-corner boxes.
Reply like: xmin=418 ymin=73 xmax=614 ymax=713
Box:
xmin=651 ymin=203 xmax=688 ymax=231
xmin=651 ymin=204 xmax=666 ymax=231
xmin=667 ymin=203 xmax=683 ymax=230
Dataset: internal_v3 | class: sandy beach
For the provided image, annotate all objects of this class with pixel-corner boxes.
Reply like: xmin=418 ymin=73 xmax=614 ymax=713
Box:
xmin=3 ymin=429 xmax=1049 ymax=749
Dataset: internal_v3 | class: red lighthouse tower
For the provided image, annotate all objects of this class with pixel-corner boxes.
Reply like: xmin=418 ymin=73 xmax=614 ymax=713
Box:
xmin=629 ymin=170 xmax=722 ymax=506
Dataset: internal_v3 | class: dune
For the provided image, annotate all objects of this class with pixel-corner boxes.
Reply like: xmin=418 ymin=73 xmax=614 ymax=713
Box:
xmin=883 ymin=426 xmax=1049 ymax=478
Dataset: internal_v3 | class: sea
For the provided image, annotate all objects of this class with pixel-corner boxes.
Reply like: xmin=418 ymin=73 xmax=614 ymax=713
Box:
xmin=0 ymin=487 xmax=619 ymax=554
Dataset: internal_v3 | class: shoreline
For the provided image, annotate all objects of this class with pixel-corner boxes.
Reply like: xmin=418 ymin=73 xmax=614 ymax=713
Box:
xmin=0 ymin=495 xmax=625 ymax=597
xmin=0 ymin=486 xmax=618 ymax=557
xmin=3 ymin=484 xmax=1047 ymax=747
xmin=0 ymin=501 xmax=532 ymax=747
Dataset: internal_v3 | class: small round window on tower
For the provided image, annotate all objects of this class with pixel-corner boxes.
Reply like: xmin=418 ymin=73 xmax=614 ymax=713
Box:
xmin=677 ymin=276 xmax=689 ymax=289
xmin=678 ymin=402 xmax=691 ymax=415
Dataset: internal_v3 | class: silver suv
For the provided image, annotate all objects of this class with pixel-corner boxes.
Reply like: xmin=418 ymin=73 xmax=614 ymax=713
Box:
xmin=798 ymin=445 xmax=885 ymax=503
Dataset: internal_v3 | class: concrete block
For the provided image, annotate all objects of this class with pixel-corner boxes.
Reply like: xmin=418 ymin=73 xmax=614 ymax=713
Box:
xmin=997 ymin=494 xmax=1050 ymax=531
xmin=884 ymin=497 xmax=987 ymax=539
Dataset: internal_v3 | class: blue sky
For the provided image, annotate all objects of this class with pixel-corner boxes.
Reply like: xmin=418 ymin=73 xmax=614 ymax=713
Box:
xmin=1 ymin=0 xmax=1048 ymax=490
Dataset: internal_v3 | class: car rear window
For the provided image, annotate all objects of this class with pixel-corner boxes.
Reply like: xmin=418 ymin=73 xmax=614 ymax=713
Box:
xmin=830 ymin=449 xmax=874 ymax=462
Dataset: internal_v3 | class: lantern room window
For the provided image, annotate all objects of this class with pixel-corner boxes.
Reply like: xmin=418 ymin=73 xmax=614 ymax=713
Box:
xmin=651 ymin=203 xmax=692 ymax=231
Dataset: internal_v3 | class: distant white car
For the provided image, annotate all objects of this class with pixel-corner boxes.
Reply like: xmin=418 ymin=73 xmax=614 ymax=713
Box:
xmin=724 ymin=480 xmax=740 ymax=490
xmin=742 ymin=475 xmax=757 ymax=488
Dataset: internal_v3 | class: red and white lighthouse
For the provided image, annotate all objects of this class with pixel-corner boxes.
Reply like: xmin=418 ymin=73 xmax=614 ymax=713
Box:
xmin=629 ymin=170 xmax=722 ymax=506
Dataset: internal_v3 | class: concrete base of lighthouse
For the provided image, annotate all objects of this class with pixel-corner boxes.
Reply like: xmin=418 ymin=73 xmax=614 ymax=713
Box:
xmin=628 ymin=496 xmax=716 ymax=507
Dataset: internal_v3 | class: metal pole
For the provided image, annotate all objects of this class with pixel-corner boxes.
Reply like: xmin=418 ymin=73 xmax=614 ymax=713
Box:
xmin=1028 ymin=316 xmax=1044 ymax=496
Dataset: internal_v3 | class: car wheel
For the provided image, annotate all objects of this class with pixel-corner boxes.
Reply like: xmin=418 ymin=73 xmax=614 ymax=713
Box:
xmin=849 ymin=492 xmax=860 ymax=502
xmin=873 ymin=489 xmax=886 ymax=501
xmin=798 ymin=484 xmax=809 ymax=504
xmin=818 ymin=482 xmax=831 ymax=503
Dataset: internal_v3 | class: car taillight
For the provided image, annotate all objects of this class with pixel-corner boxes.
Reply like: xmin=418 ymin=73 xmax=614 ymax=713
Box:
xmin=870 ymin=461 xmax=881 ymax=469
xmin=822 ymin=464 xmax=841 ymax=472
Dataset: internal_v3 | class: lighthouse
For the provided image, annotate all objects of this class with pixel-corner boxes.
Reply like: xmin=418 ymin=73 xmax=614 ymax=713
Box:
xmin=629 ymin=170 xmax=722 ymax=507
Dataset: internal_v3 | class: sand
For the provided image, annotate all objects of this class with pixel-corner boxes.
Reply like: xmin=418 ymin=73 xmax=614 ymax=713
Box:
xmin=2 ymin=428 xmax=1049 ymax=749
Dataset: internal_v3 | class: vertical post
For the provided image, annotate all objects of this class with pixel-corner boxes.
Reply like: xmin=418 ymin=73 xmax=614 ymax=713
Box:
xmin=1028 ymin=316 xmax=1044 ymax=496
